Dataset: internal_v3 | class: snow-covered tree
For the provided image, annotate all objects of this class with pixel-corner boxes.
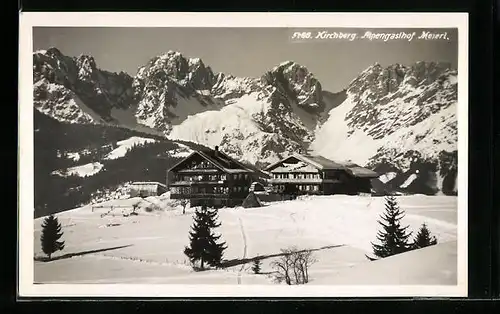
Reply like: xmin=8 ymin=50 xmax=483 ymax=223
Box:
xmin=367 ymin=196 xmax=412 ymax=260
xmin=184 ymin=205 xmax=227 ymax=270
xmin=41 ymin=214 xmax=65 ymax=260
xmin=411 ymin=222 xmax=438 ymax=250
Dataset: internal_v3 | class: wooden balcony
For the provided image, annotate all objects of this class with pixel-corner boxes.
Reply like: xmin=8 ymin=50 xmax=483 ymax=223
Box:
xmin=170 ymin=193 xmax=231 ymax=200
xmin=176 ymin=169 xmax=220 ymax=174
xmin=169 ymin=180 xmax=227 ymax=186
xmin=269 ymin=178 xmax=340 ymax=184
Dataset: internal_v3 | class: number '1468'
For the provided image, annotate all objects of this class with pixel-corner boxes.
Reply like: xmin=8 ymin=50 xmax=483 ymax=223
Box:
xmin=292 ymin=32 xmax=312 ymax=39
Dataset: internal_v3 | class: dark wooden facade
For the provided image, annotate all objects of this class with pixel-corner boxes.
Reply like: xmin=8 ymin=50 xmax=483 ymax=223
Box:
xmin=265 ymin=154 xmax=379 ymax=198
xmin=167 ymin=147 xmax=269 ymax=208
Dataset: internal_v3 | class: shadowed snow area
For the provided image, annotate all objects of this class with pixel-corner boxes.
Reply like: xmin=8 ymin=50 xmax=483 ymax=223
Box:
xmin=313 ymin=240 xmax=457 ymax=285
xmin=34 ymin=194 xmax=458 ymax=285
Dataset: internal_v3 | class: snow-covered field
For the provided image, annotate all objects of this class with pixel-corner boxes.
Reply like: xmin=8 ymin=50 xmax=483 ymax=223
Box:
xmin=33 ymin=194 xmax=458 ymax=285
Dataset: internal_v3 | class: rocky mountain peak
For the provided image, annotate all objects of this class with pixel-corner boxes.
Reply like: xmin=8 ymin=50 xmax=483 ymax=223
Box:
xmin=33 ymin=48 xmax=137 ymax=123
xmin=261 ymin=61 xmax=323 ymax=112
xmin=347 ymin=61 xmax=455 ymax=98
xmin=45 ymin=47 xmax=64 ymax=58
xmin=136 ymin=51 xmax=216 ymax=91
xmin=404 ymin=61 xmax=453 ymax=87
xmin=74 ymin=54 xmax=98 ymax=82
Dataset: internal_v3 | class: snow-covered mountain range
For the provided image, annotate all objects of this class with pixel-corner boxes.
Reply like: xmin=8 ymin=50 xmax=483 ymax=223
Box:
xmin=33 ymin=48 xmax=458 ymax=195
xmin=312 ymin=62 xmax=458 ymax=194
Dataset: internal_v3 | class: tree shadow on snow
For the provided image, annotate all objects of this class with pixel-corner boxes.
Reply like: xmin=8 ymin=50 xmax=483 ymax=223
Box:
xmin=34 ymin=244 xmax=133 ymax=262
xmin=219 ymin=244 xmax=345 ymax=268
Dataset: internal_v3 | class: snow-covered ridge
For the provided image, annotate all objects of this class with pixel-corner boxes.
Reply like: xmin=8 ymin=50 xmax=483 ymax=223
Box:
xmin=33 ymin=47 xmax=137 ymax=124
xmin=52 ymin=162 xmax=104 ymax=178
xmin=104 ymin=136 xmax=157 ymax=160
xmin=313 ymin=64 xmax=457 ymax=156
xmin=168 ymin=143 xmax=193 ymax=158
xmin=312 ymin=62 xmax=457 ymax=194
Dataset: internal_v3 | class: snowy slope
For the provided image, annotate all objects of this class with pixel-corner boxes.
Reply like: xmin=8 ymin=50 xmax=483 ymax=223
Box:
xmin=33 ymin=79 xmax=98 ymax=124
xmin=167 ymin=91 xmax=305 ymax=165
xmin=104 ymin=137 xmax=157 ymax=160
xmin=34 ymin=194 xmax=457 ymax=285
xmin=313 ymin=240 xmax=457 ymax=285
xmin=52 ymin=162 xmax=104 ymax=178
xmin=313 ymin=66 xmax=457 ymax=169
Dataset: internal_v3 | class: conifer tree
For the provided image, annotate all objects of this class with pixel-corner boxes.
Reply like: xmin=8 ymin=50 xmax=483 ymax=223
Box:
xmin=411 ymin=223 xmax=438 ymax=250
xmin=184 ymin=205 xmax=227 ymax=270
xmin=40 ymin=214 xmax=65 ymax=260
xmin=367 ymin=196 xmax=412 ymax=260
xmin=251 ymin=259 xmax=262 ymax=274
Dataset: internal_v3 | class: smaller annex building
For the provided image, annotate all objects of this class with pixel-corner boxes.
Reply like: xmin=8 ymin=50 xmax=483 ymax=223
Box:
xmin=265 ymin=153 xmax=379 ymax=197
xmin=129 ymin=181 xmax=168 ymax=198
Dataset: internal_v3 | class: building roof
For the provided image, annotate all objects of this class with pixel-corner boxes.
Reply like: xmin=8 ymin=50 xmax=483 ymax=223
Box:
xmin=168 ymin=146 xmax=269 ymax=177
xmin=297 ymin=154 xmax=346 ymax=170
xmin=265 ymin=153 xmax=379 ymax=178
xmin=344 ymin=166 xmax=380 ymax=178
xmin=131 ymin=181 xmax=167 ymax=188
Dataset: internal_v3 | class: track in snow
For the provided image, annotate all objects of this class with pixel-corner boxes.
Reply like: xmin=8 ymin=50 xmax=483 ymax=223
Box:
xmin=237 ymin=217 xmax=248 ymax=285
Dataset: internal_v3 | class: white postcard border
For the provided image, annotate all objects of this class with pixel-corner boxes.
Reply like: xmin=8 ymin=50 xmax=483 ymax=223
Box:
xmin=18 ymin=12 xmax=469 ymax=298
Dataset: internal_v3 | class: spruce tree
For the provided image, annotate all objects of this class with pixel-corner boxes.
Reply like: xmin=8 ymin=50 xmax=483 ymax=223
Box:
xmin=40 ymin=214 xmax=65 ymax=260
xmin=251 ymin=259 xmax=262 ymax=274
xmin=184 ymin=205 xmax=227 ymax=270
xmin=368 ymin=196 xmax=412 ymax=260
xmin=411 ymin=223 xmax=438 ymax=250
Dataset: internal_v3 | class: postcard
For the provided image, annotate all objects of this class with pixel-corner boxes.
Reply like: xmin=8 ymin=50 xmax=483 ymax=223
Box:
xmin=18 ymin=12 xmax=468 ymax=297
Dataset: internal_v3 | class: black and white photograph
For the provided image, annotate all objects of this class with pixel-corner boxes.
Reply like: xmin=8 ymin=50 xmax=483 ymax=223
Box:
xmin=18 ymin=12 xmax=468 ymax=297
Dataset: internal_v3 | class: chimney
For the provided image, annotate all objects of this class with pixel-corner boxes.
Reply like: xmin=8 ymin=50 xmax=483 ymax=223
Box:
xmin=214 ymin=145 xmax=219 ymax=156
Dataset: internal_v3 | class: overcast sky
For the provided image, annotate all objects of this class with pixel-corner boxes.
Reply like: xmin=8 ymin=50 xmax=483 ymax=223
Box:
xmin=33 ymin=27 xmax=458 ymax=92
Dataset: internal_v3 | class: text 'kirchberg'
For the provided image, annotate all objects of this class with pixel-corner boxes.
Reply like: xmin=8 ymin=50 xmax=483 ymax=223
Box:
xmin=291 ymin=31 xmax=358 ymax=41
